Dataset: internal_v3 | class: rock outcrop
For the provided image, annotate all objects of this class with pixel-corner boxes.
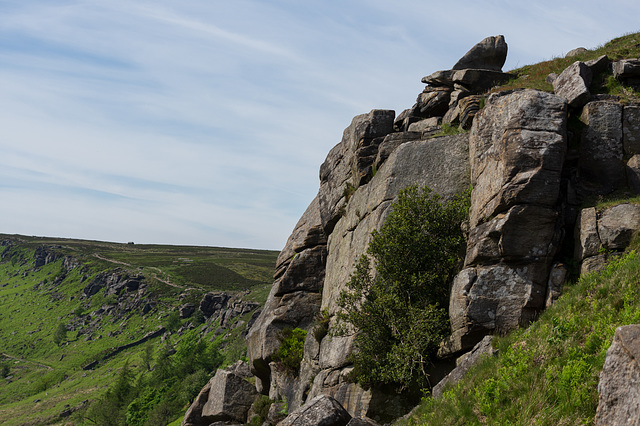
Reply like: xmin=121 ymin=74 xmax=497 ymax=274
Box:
xmin=445 ymin=89 xmax=567 ymax=355
xmin=246 ymin=196 xmax=327 ymax=393
xmin=237 ymin=35 xmax=640 ymax=424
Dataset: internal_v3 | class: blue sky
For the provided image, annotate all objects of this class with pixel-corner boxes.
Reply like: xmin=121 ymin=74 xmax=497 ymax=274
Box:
xmin=1 ymin=1 xmax=639 ymax=250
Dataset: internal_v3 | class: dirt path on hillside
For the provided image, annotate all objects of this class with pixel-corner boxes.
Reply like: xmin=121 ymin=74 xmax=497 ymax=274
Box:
xmin=0 ymin=352 xmax=53 ymax=370
xmin=92 ymin=254 xmax=194 ymax=291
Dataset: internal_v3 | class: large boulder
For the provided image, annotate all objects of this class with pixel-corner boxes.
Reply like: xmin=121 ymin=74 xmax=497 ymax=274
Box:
xmin=553 ymin=61 xmax=592 ymax=109
xmin=182 ymin=379 xmax=213 ymax=426
xmin=279 ymin=395 xmax=351 ymax=426
xmin=595 ymin=325 xmax=640 ymax=425
xmin=578 ymin=101 xmax=624 ymax=194
xmin=452 ymin=35 xmax=508 ymax=71
xmin=597 ymin=203 xmax=640 ymax=249
xmin=200 ymin=369 xmax=258 ymax=424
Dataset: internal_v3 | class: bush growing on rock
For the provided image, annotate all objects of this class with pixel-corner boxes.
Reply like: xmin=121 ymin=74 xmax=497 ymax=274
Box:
xmin=272 ymin=327 xmax=307 ymax=374
xmin=337 ymin=185 xmax=470 ymax=390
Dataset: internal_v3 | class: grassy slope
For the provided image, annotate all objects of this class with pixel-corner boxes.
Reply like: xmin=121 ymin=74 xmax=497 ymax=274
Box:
xmin=401 ymin=31 xmax=640 ymax=425
xmin=0 ymin=234 xmax=278 ymax=425
xmin=403 ymin=239 xmax=640 ymax=425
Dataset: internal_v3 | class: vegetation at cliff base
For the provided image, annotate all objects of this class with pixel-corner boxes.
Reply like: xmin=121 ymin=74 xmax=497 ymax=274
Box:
xmin=337 ymin=185 xmax=470 ymax=391
xmin=400 ymin=236 xmax=640 ymax=425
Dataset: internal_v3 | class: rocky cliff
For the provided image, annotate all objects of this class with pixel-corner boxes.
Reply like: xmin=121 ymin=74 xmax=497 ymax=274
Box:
xmin=190 ymin=36 xmax=640 ymax=424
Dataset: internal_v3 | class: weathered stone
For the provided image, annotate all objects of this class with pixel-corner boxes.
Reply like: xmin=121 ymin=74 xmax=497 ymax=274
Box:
xmin=452 ymin=35 xmax=508 ymax=71
xmin=459 ymin=95 xmax=481 ymax=130
xmin=451 ymin=69 xmax=512 ymax=91
xmin=581 ymin=254 xmax=608 ymax=276
xmin=179 ymin=303 xmax=196 ymax=319
xmin=597 ymin=203 xmax=640 ymax=249
xmin=585 ymin=55 xmax=611 ymax=76
xmin=470 ymin=90 xmax=567 ymax=227
xmin=613 ymin=58 xmax=640 ymax=80
xmin=279 ymin=395 xmax=351 ymax=426
xmin=246 ymin=289 xmax=322 ymax=387
xmin=545 ymin=263 xmax=567 ymax=308
xmin=546 ymin=73 xmax=558 ymax=84
xmin=199 ymin=293 xmax=230 ymax=318
xmin=318 ymin=110 xmax=395 ymax=234
xmin=274 ymin=196 xmax=326 ymax=280
xmin=566 ymin=47 xmax=588 ymax=57
xmin=575 ymin=207 xmax=601 ymax=261
xmin=182 ymin=380 xmax=212 ymax=426
xmin=373 ymin=132 xmax=421 ymax=172
xmin=225 ymin=360 xmax=252 ymax=379
xmin=442 ymin=103 xmax=460 ymax=125
xmin=416 ymin=87 xmax=451 ymax=117
xmin=447 ymin=262 xmax=549 ymax=354
xmin=201 ymin=370 xmax=258 ymax=423
xmin=465 ymin=205 xmax=558 ymax=266
xmin=306 ymin=368 xmax=414 ymax=423
xmin=595 ymin=325 xmax=640 ymax=425
xmin=421 ymin=70 xmax=455 ymax=87
xmin=623 ymin=105 xmax=640 ymax=155
xmin=266 ymin=401 xmax=288 ymax=425
xmin=433 ymin=336 xmax=496 ymax=398
xmin=553 ymin=61 xmax=592 ymax=109
xmin=627 ymin=154 xmax=640 ymax=193
xmin=322 ymin=134 xmax=470 ymax=315
xmin=347 ymin=417 xmax=380 ymax=426
xmin=579 ymin=101 xmax=624 ymax=194
xmin=407 ymin=117 xmax=440 ymax=133
xmin=274 ymin=245 xmax=326 ymax=296
xmin=392 ymin=108 xmax=413 ymax=132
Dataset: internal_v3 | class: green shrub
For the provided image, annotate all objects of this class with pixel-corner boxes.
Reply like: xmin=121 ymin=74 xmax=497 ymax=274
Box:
xmin=337 ymin=185 xmax=470 ymax=390
xmin=53 ymin=322 xmax=67 ymax=346
xmin=163 ymin=311 xmax=182 ymax=333
xmin=249 ymin=395 xmax=274 ymax=425
xmin=272 ymin=328 xmax=307 ymax=374
xmin=313 ymin=309 xmax=330 ymax=342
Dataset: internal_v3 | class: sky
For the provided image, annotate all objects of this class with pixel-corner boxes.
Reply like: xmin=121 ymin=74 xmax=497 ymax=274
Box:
xmin=1 ymin=1 xmax=639 ymax=250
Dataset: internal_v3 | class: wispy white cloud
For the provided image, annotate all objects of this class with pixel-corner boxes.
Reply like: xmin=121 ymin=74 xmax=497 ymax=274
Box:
xmin=1 ymin=0 xmax=640 ymax=249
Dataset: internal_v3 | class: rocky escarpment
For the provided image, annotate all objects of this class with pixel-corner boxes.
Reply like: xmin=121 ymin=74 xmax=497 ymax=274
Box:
xmin=238 ymin=35 xmax=640 ymax=424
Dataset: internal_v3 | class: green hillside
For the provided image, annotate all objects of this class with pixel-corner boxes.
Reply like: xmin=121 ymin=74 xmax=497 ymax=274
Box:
xmin=0 ymin=234 xmax=278 ymax=425
xmin=399 ymin=235 xmax=640 ymax=425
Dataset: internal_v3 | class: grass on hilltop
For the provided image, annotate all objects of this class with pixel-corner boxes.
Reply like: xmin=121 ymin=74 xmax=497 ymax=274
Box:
xmin=493 ymin=31 xmax=640 ymax=104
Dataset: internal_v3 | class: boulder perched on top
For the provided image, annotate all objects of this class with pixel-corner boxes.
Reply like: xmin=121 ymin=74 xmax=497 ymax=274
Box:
xmin=452 ymin=35 xmax=508 ymax=71
xmin=553 ymin=61 xmax=592 ymax=108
